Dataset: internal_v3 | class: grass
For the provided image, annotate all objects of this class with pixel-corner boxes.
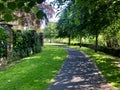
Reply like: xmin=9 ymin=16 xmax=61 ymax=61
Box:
xmin=0 ymin=45 xmax=67 ymax=90
xmin=70 ymin=46 xmax=120 ymax=90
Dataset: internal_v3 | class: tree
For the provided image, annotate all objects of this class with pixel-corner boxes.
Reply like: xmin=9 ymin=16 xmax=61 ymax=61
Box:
xmin=0 ymin=0 xmax=44 ymax=21
xmin=43 ymin=22 xmax=57 ymax=43
xmin=56 ymin=0 xmax=120 ymax=51
xmin=57 ymin=10 xmax=75 ymax=45
xmin=102 ymin=19 xmax=120 ymax=48
xmin=0 ymin=0 xmax=55 ymax=31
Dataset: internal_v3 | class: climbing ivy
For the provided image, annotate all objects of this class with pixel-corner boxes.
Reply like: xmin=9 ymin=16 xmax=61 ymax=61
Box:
xmin=12 ymin=30 xmax=41 ymax=58
xmin=0 ymin=27 xmax=7 ymax=58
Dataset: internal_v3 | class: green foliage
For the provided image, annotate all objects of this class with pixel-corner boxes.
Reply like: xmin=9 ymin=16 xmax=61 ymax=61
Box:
xmin=0 ymin=27 xmax=7 ymax=57
xmin=28 ymin=1 xmax=36 ymax=8
xmin=17 ymin=2 xmax=24 ymax=9
xmin=33 ymin=7 xmax=39 ymax=14
xmin=0 ymin=45 xmax=67 ymax=90
xmin=43 ymin=22 xmax=58 ymax=41
xmin=0 ymin=0 xmax=46 ymax=22
xmin=101 ymin=19 xmax=120 ymax=48
xmin=13 ymin=30 xmax=41 ymax=58
xmin=0 ymin=3 xmax=5 ymax=12
xmin=36 ymin=10 xmax=45 ymax=19
xmin=24 ymin=7 xmax=31 ymax=13
xmin=0 ymin=27 xmax=41 ymax=61
xmin=37 ymin=0 xmax=45 ymax=4
xmin=4 ymin=14 xmax=13 ymax=22
xmin=0 ymin=27 xmax=8 ymax=41
xmin=56 ymin=5 xmax=80 ymax=45
xmin=7 ymin=2 xmax=17 ymax=10
xmin=57 ymin=0 xmax=120 ymax=50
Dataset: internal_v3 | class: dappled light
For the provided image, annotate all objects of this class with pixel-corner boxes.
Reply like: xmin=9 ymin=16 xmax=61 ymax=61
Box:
xmin=0 ymin=46 xmax=67 ymax=90
xmin=48 ymin=47 xmax=113 ymax=90
xmin=23 ymin=56 xmax=42 ymax=60
xmin=0 ymin=0 xmax=120 ymax=89
xmin=70 ymin=46 xmax=120 ymax=89
xmin=53 ymin=56 xmax=63 ymax=61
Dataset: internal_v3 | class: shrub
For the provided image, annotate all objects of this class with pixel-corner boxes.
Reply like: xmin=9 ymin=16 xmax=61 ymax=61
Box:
xmin=12 ymin=30 xmax=41 ymax=58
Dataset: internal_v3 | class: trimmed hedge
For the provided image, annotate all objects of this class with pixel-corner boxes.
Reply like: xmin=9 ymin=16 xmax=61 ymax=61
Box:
xmin=73 ymin=43 xmax=120 ymax=57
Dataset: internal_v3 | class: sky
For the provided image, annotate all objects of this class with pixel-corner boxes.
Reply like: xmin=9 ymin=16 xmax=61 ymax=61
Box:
xmin=46 ymin=0 xmax=55 ymax=4
xmin=47 ymin=0 xmax=59 ymax=22
xmin=41 ymin=0 xmax=59 ymax=29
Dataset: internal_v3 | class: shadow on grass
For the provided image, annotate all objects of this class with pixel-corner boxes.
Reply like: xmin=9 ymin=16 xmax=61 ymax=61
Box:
xmin=94 ymin=57 xmax=120 ymax=89
xmin=0 ymin=45 xmax=67 ymax=90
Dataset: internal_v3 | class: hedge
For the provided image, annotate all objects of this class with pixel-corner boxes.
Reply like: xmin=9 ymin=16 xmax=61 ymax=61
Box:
xmin=0 ymin=29 xmax=41 ymax=62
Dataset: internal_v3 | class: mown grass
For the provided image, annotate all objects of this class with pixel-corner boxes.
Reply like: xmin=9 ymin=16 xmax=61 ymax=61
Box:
xmin=0 ymin=45 xmax=67 ymax=90
xmin=70 ymin=46 xmax=120 ymax=90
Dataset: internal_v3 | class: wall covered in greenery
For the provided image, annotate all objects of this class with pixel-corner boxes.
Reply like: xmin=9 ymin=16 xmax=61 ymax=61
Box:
xmin=0 ymin=28 xmax=41 ymax=64
xmin=12 ymin=30 xmax=41 ymax=58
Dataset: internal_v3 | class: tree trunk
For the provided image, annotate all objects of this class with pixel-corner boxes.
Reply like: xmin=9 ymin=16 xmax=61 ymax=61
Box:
xmin=95 ymin=30 xmax=99 ymax=52
xmin=68 ymin=35 xmax=71 ymax=46
xmin=50 ymin=38 xmax=52 ymax=43
xmin=79 ymin=34 xmax=82 ymax=47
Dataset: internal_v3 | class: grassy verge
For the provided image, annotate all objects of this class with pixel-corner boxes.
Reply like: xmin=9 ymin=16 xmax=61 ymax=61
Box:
xmin=0 ymin=45 xmax=67 ymax=90
xmin=70 ymin=46 xmax=120 ymax=90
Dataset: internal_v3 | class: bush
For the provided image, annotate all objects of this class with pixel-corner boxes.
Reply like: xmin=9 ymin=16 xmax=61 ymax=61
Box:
xmin=0 ymin=28 xmax=41 ymax=65
xmin=12 ymin=30 xmax=41 ymax=58
xmin=72 ymin=43 xmax=120 ymax=57
xmin=81 ymin=43 xmax=120 ymax=57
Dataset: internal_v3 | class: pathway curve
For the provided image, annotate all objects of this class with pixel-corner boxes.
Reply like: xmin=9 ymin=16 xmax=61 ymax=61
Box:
xmin=48 ymin=47 xmax=113 ymax=90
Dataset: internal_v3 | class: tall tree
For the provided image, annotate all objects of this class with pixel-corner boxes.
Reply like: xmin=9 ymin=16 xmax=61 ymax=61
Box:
xmin=57 ymin=0 xmax=120 ymax=51
xmin=43 ymin=22 xmax=57 ymax=43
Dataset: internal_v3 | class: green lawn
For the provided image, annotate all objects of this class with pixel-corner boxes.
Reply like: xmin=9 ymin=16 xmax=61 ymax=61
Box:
xmin=0 ymin=45 xmax=67 ymax=90
xmin=70 ymin=46 xmax=120 ymax=90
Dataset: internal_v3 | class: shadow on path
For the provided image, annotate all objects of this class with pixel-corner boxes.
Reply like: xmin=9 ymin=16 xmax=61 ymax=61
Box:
xmin=48 ymin=47 xmax=113 ymax=90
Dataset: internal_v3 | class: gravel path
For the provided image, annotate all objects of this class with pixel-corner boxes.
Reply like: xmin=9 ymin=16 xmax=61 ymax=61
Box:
xmin=47 ymin=47 xmax=113 ymax=90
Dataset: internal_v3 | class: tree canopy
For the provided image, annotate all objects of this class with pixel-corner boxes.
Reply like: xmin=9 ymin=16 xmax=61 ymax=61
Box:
xmin=43 ymin=22 xmax=57 ymax=42
xmin=0 ymin=0 xmax=45 ymax=21
xmin=56 ymin=0 xmax=120 ymax=51
xmin=0 ymin=0 xmax=55 ymax=31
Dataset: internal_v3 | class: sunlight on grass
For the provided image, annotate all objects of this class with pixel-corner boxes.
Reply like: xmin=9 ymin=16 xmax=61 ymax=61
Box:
xmin=0 ymin=45 xmax=67 ymax=90
xmin=44 ymin=42 xmax=65 ymax=46
xmin=70 ymin=46 xmax=120 ymax=90
xmin=53 ymin=56 xmax=63 ymax=60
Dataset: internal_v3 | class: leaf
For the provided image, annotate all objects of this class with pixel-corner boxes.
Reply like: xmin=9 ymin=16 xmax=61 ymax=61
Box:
xmin=4 ymin=14 xmax=13 ymax=22
xmin=36 ymin=10 xmax=45 ymax=19
xmin=2 ymin=0 xmax=7 ymax=1
xmin=0 ymin=28 xmax=5 ymax=34
xmin=24 ymin=7 xmax=30 ymax=13
xmin=33 ymin=7 xmax=39 ymax=14
xmin=37 ymin=0 xmax=45 ymax=4
xmin=7 ymin=2 xmax=16 ymax=10
xmin=17 ymin=2 xmax=24 ymax=9
xmin=28 ymin=1 xmax=35 ymax=8
xmin=0 ymin=27 xmax=7 ymax=40
xmin=76 ymin=0 xmax=87 ymax=6
xmin=75 ymin=19 xmax=80 ymax=25
xmin=0 ymin=3 xmax=5 ymax=12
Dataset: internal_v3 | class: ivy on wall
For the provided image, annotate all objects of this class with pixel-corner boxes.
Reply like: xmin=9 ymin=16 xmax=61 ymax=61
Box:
xmin=0 ymin=28 xmax=41 ymax=62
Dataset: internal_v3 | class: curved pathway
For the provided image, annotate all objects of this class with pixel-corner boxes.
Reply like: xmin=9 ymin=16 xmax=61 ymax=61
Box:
xmin=48 ymin=46 xmax=113 ymax=90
